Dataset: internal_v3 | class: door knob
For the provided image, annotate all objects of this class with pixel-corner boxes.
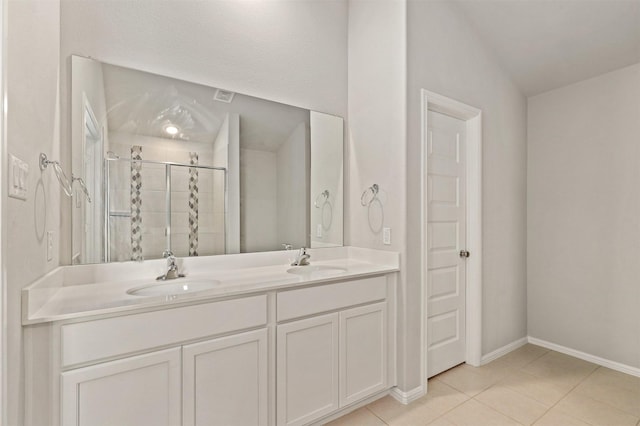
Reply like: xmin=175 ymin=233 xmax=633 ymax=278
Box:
xmin=460 ymin=250 xmax=470 ymax=258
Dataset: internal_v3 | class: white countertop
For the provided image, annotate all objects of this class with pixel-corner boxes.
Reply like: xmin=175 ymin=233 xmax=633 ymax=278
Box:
xmin=22 ymin=247 xmax=399 ymax=325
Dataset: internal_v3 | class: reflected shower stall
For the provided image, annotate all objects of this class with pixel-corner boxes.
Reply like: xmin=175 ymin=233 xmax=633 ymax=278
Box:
xmin=104 ymin=154 xmax=227 ymax=262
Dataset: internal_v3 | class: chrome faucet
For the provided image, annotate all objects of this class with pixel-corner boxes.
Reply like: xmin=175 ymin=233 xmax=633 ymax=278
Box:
xmin=291 ymin=247 xmax=311 ymax=266
xmin=156 ymin=250 xmax=185 ymax=281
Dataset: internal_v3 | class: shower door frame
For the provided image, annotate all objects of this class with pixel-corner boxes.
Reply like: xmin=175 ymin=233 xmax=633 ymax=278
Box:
xmin=104 ymin=156 xmax=227 ymax=262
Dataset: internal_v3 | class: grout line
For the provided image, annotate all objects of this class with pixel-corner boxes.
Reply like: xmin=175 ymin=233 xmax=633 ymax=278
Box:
xmin=522 ymin=362 xmax=601 ymax=426
xmin=364 ymin=406 xmax=389 ymax=425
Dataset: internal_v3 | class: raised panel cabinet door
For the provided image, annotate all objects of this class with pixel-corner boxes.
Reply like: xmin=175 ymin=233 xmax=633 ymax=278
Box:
xmin=339 ymin=302 xmax=388 ymax=406
xmin=277 ymin=313 xmax=339 ymax=426
xmin=182 ymin=329 xmax=268 ymax=426
xmin=60 ymin=347 xmax=181 ymax=426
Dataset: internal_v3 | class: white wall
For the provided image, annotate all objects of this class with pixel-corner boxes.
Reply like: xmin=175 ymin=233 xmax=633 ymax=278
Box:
xmin=277 ymin=123 xmax=308 ymax=249
xmin=405 ymin=0 xmax=528 ymax=390
xmin=6 ymin=1 xmax=61 ymax=424
xmin=347 ymin=0 xmax=407 ymax=386
xmin=528 ymin=63 xmax=640 ymax=369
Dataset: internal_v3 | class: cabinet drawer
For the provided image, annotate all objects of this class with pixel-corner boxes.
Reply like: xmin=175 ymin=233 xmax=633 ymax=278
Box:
xmin=61 ymin=295 xmax=266 ymax=367
xmin=277 ymin=276 xmax=386 ymax=321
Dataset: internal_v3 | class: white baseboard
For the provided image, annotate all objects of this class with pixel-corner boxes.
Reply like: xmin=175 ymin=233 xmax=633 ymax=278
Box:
xmin=390 ymin=385 xmax=425 ymax=405
xmin=481 ymin=337 xmax=528 ymax=365
xmin=528 ymin=337 xmax=640 ymax=378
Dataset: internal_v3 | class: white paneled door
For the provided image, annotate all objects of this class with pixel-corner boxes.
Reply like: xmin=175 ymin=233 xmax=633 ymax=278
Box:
xmin=427 ymin=110 xmax=468 ymax=378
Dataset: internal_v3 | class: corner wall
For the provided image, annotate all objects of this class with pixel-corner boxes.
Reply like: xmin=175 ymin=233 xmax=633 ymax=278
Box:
xmin=527 ymin=63 xmax=640 ymax=369
xmin=405 ymin=0 xmax=528 ymax=389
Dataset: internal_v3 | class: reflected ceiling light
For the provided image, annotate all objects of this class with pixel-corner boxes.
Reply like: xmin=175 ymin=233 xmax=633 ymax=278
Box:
xmin=164 ymin=124 xmax=179 ymax=136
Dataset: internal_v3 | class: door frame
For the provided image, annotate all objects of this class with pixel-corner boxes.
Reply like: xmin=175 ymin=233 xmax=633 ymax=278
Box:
xmin=421 ymin=89 xmax=482 ymax=389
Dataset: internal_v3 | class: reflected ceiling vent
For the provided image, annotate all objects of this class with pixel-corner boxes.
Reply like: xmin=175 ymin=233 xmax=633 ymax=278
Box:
xmin=214 ymin=89 xmax=235 ymax=103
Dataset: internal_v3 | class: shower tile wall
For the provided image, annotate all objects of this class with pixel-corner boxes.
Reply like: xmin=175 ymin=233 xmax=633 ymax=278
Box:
xmin=108 ymin=132 xmax=225 ymax=260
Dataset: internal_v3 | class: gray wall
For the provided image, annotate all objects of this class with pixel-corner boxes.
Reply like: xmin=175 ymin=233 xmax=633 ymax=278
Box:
xmin=405 ymin=0 xmax=529 ymax=389
xmin=527 ymin=63 xmax=640 ymax=369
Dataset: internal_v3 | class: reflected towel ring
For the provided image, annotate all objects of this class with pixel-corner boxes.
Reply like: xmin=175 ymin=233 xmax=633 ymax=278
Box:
xmin=314 ymin=190 xmax=330 ymax=208
xmin=361 ymin=184 xmax=379 ymax=206
xmin=40 ymin=153 xmax=92 ymax=202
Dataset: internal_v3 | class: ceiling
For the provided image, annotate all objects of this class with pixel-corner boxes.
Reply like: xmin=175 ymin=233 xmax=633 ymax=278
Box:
xmin=454 ymin=0 xmax=640 ymax=96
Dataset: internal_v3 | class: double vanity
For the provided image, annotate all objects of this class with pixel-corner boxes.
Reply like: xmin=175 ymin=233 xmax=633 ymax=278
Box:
xmin=23 ymin=247 xmax=399 ymax=426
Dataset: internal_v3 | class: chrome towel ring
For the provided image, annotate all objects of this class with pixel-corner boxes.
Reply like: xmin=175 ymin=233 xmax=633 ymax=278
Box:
xmin=361 ymin=184 xmax=379 ymax=206
xmin=40 ymin=153 xmax=92 ymax=202
xmin=314 ymin=190 xmax=330 ymax=208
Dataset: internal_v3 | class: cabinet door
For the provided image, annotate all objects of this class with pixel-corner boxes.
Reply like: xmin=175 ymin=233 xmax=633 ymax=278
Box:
xmin=61 ymin=347 xmax=181 ymax=426
xmin=277 ymin=313 xmax=339 ymax=426
xmin=339 ymin=302 xmax=387 ymax=406
xmin=182 ymin=329 xmax=268 ymax=426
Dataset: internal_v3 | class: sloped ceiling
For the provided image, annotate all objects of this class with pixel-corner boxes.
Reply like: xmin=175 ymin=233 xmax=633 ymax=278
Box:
xmin=454 ymin=0 xmax=640 ymax=96
xmin=102 ymin=62 xmax=310 ymax=151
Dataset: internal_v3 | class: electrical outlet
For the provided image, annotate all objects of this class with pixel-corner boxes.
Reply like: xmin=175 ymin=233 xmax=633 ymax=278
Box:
xmin=316 ymin=224 xmax=323 ymax=238
xmin=8 ymin=154 xmax=28 ymax=200
xmin=383 ymin=227 xmax=391 ymax=245
xmin=47 ymin=231 xmax=54 ymax=261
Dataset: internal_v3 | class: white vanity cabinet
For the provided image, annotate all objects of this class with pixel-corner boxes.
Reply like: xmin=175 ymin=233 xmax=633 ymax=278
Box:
xmin=56 ymin=295 xmax=268 ymax=426
xmin=183 ymin=329 xmax=268 ymax=426
xmin=276 ymin=277 xmax=391 ymax=426
xmin=61 ymin=347 xmax=182 ymax=426
xmin=24 ymin=270 xmax=397 ymax=426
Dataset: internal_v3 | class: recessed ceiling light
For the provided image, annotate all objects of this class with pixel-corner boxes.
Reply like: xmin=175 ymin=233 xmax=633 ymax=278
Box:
xmin=164 ymin=125 xmax=179 ymax=135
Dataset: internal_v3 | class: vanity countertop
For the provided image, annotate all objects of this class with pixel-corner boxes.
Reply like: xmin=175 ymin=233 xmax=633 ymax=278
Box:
xmin=22 ymin=247 xmax=399 ymax=325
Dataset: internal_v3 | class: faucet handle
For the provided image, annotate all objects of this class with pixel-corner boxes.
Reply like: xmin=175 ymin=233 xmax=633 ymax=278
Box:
xmin=299 ymin=247 xmax=309 ymax=256
xmin=162 ymin=250 xmax=174 ymax=258
xmin=282 ymin=243 xmax=293 ymax=251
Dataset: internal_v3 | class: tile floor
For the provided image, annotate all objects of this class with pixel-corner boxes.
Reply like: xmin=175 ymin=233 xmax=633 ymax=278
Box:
xmin=327 ymin=344 xmax=640 ymax=426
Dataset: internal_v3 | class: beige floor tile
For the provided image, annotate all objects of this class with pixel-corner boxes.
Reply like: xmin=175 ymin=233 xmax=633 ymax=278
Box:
xmin=435 ymin=364 xmax=506 ymax=396
xmin=498 ymin=344 xmax=549 ymax=368
xmin=574 ymin=372 xmax=640 ymax=417
xmin=555 ymin=393 xmax=639 ymax=426
xmin=367 ymin=381 xmax=469 ymax=426
xmin=366 ymin=395 xmax=420 ymax=425
xmin=521 ymin=351 xmax=598 ymax=388
xmin=473 ymin=358 xmax=519 ymax=377
xmin=475 ymin=385 xmax=549 ymax=425
xmin=533 ymin=408 xmax=591 ymax=426
xmin=324 ymin=407 xmax=387 ymax=426
xmin=427 ymin=417 xmax=457 ymax=426
xmin=588 ymin=367 xmax=640 ymax=394
xmin=498 ymin=370 xmax=572 ymax=406
xmin=443 ymin=399 xmax=522 ymax=426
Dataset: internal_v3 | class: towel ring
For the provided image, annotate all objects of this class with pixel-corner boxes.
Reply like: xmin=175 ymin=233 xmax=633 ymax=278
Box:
xmin=360 ymin=184 xmax=379 ymax=206
xmin=40 ymin=153 xmax=92 ymax=202
xmin=314 ymin=190 xmax=330 ymax=208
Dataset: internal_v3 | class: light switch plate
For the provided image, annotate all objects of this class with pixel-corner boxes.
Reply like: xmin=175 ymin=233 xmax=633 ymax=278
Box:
xmin=9 ymin=154 xmax=29 ymax=200
xmin=383 ymin=227 xmax=391 ymax=245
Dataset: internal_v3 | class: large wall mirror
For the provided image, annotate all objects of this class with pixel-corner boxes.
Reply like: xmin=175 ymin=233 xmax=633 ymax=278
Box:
xmin=70 ymin=56 xmax=343 ymax=264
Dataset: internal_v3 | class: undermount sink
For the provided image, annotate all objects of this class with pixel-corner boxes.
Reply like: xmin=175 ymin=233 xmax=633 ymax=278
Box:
xmin=127 ymin=279 xmax=221 ymax=297
xmin=286 ymin=265 xmax=347 ymax=277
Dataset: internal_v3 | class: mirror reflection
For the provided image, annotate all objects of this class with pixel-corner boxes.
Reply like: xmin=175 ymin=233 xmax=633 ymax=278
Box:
xmin=70 ymin=56 xmax=343 ymax=264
